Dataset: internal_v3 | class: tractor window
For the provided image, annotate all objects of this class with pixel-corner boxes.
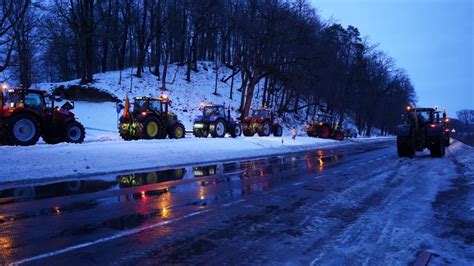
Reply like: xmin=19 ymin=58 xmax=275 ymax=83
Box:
xmin=149 ymin=100 xmax=162 ymax=112
xmin=133 ymin=99 xmax=148 ymax=112
xmin=217 ymin=106 xmax=225 ymax=117
xmin=24 ymin=93 xmax=44 ymax=111
xmin=203 ymin=107 xmax=216 ymax=117
xmin=250 ymin=110 xmax=269 ymax=118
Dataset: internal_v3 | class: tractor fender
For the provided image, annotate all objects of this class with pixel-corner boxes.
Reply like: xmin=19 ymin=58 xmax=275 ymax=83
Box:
xmin=396 ymin=124 xmax=412 ymax=137
xmin=3 ymin=109 xmax=42 ymax=128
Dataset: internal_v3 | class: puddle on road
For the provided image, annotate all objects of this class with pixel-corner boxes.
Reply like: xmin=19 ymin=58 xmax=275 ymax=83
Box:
xmin=0 ymin=153 xmax=342 ymax=205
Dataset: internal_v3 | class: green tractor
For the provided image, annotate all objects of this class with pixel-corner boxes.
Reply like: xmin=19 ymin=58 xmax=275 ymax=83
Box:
xmin=119 ymin=95 xmax=185 ymax=140
xmin=396 ymin=106 xmax=448 ymax=157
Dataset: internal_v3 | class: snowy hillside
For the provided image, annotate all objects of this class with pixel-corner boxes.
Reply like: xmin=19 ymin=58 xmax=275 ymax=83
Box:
xmin=32 ymin=62 xmax=310 ymax=136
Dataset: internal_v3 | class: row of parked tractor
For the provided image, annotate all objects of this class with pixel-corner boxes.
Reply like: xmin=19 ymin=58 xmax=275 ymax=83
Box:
xmin=0 ymin=86 xmax=352 ymax=146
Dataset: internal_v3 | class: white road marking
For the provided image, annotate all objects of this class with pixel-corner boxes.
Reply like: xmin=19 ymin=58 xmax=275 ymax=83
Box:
xmin=333 ymin=170 xmax=341 ymax=174
xmin=12 ymin=209 xmax=210 ymax=265
xmin=347 ymin=166 xmax=355 ymax=169
xmin=292 ymin=182 xmax=305 ymax=186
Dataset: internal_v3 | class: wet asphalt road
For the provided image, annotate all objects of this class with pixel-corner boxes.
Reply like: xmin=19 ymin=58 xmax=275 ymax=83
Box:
xmin=1 ymin=139 xmax=468 ymax=265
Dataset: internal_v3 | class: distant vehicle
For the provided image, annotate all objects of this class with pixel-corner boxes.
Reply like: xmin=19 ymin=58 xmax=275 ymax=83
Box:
xmin=241 ymin=108 xmax=283 ymax=137
xmin=303 ymin=114 xmax=344 ymax=141
xmin=396 ymin=106 xmax=447 ymax=157
xmin=193 ymin=103 xmax=241 ymax=138
xmin=119 ymin=95 xmax=185 ymax=140
xmin=0 ymin=84 xmax=85 ymax=146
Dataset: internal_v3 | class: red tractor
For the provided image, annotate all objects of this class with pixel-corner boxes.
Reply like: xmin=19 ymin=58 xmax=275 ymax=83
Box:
xmin=0 ymin=85 xmax=85 ymax=146
xmin=241 ymin=108 xmax=283 ymax=137
xmin=303 ymin=114 xmax=344 ymax=141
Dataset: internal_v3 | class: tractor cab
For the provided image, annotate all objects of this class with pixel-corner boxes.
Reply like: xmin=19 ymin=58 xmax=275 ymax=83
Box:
xmin=132 ymin=96 xmax=170 ymax=116
xmin=200 ymin=104 xmax=226 ymax=119
xmin=248 ymin=109 xmax=272 ymax=120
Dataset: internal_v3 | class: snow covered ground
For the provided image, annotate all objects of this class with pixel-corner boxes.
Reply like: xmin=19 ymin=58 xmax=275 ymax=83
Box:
xmin=0 ymin=131 xmax=390 ymax=183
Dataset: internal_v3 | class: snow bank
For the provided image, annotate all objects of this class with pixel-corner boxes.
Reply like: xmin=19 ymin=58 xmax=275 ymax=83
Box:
xmin=1 ymin=134 xmax=382 ymax=184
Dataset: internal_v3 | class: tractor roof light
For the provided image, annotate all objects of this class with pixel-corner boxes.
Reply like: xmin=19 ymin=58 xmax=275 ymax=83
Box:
xmin=406 ymin=105 xmax=412 ymax=111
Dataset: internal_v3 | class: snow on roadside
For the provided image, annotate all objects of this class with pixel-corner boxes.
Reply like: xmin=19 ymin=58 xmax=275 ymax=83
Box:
xmin=0 ymin=135 xmax=388 ymax=184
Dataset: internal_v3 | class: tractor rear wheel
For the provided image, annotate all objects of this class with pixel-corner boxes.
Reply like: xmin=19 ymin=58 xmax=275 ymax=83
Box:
xmin=397 ymin=136 xmax=415 ymax=157
xmin=143 ymin=117 xmax=165 ymax=139
xmin=64 ymin=121 xmax=85 ymax=143
xmin=243 ymin=125 xmax=255 ymax=137
xmin=210 ymin=120 xmax=226 ymax=138
xmin=169 ymin=122 xmax=185 ymax=139
xmin=230 ymin=124 xmax=241 ymax=138
xmin=258 ymin=121 xmax=271 ymax=137
xmin=273 ymin=125 xmax=283 ymax=137
xmin=430 ymin=138 xmax=445 ymax=157
xmin=318 ymin=125 xmax=330 ymax=139
xmin=7 ymin=113 xmax=41 ymax=146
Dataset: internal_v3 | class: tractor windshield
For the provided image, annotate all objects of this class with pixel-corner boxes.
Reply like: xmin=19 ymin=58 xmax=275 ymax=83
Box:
xmin=316 ymin=115 xmax=332 ymax=123
xmin=250 ymin=109 xmax=270 ymax=118
xmin=133 ymin=99 xmax=148 ymax=113
xmin=203 ymin=106 xmax=217 ymax=117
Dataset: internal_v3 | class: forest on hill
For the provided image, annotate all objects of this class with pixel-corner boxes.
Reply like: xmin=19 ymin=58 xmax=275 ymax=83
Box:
xmin=0 ymin=0 xmax=416 ymax=135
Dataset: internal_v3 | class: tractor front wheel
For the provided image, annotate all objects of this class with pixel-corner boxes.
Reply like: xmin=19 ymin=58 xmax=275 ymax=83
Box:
xmin=64 ymin=121 xmax=86 ymax=143
xmin=258 ymin=121 xmax=271 ymax=137
xmin=169 ymin=122 xmax=185 ymax=139
xmin=210 ymin=120 xmax=226 ymax=138
xmin=7 ymin=113 xmax=41 ymax=146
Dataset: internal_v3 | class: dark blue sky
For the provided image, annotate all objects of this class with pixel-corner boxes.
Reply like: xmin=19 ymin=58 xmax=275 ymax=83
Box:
xmin=311 ymin=0 xmax=473 ymax=115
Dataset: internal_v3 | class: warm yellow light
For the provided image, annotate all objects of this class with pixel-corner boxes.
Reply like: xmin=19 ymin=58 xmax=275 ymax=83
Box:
xmin=406 ymin=105 xmax=411 ymax=111
xmin=1 ymin=84 xmax=7 ymax=90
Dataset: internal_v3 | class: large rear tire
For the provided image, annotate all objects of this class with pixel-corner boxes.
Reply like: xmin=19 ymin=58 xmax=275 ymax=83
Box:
xmin=64 ymin=121 xmax=85 ymax=143
xmin=7 ymin=113 xmax=41 ymax=146
xmin=273 ymin=124 xmax=283 ymax=137
xmin=242 ymin=123 xmax=254 ymax=137
xmin=143 ymin=117 xmax=165 ymax=139
xmin=210 ymin=120 xmax=226 ymax=138
xmin=397 ymin=136 xmax=415 ymax=157
xmin=430 ymin=138 xmax=445 ymax=157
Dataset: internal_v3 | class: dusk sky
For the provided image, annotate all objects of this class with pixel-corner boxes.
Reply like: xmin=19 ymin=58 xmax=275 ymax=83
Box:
xmin=311 ymin=0 xmax=473 ymax=115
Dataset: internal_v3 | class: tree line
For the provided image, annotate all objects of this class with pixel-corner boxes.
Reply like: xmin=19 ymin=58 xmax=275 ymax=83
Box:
xmin=0 ymin=0 xmax=416 ymax=135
